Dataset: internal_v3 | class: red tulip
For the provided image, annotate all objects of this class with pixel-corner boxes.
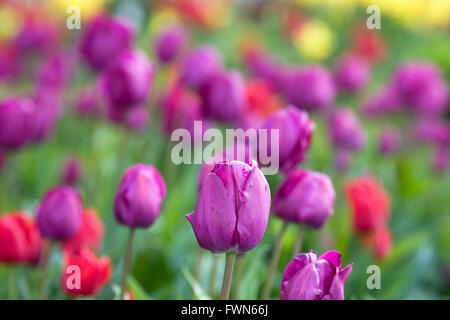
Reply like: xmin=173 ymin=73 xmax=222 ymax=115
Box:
xmin=0 ymin=212 xmax=43 ymax=264
xmin=345 ymin=176 xmax=390 ymax=233
xmin=63 ymin=208 xmax=104 ymax=254
xmin=61 ymin=247 xmax=112 ymax=296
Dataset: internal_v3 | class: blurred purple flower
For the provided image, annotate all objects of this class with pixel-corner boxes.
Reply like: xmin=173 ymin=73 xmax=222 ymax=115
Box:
xmin=30 ymin=89 xmax=62 ymax=142
xmin=125 ymin=106 xmax=150 ymax=132
xmin=286 ymin=65 xmax=336 ymax=111
xmin=433 ymin=145 xmax=449 ymax=173
xmin=378 ymin=129 xmax=401 ymax=155
xmin=280 ymin=250 xmax=352 ymax=300
xmin=36 ymin=186 xmax=83 ymax=241
xmin=334 ymin=55 xmax=371 ymax=93
xmin=61 ymin=157 xmax=82 ymax=185
xmin=100 ymin=50 xmax=155 ymax=109
xmin=363 ymin=86 xmax=400 ymax=116
xmin=75 ymin=87 xmax=99 ymax=117
xmin=274 ymin=170 xmax=335 ymax=229
xmin=79 ymin=14 xmax=135 ymax=71
xmin=36 ymin=51 xmax=73 ymax=90
xmin=114 ymin=164 xmax=166 ymax=228
xmin=259 ymin=106 xmax=315 ymax=173
xmin=393 ymin=61 xmax=448 ymax=115
xmin=154 ymin=25 xmax=188 ymax=63
xmin=200 ymin=70 xmax=245 ymax=122
xmin=0 ymin=97 xmax=34 ymax=150
xmin=412 ymin=118 xmax=450 ymax=146
xmin=186 ymin=160 xmax=270 ymax=254
xmin=14 ymin=18 xmax=58 ymax=55
xmin=328 ymin=108 xmax=365 ymax=151
xmin=180 ymin=45 xmax=223 ymax=89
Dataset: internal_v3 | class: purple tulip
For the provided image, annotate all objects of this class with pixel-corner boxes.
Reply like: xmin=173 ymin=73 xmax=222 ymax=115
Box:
xmin=412 ymin=118 xmax=450 ymax=146
xmin=363 ymin=86 xmax=400 ymax=116
xmin=273 ymin=170 xmax=335 ymax=229
xmin=328 ymin=108 xmax=365 ymax=151
xmin=79 ymin=14 xmax=135 ymax=71
xmin=100 ymin=50 xmax=155 ymax=109
xmin=36 ymin=186 xmax=83 ymax=241
xmin=259 ymin=106 xmax=315 ymax=173
xmin=75 ymin=87 xmax=99 ymax=116
xmin=180 ymin=45 xmax=223 ymax=89
xmin=61 ymin=157 xmax=81 ymax=185
xmin=285 ymin=65 xmax=336 ymax=111
xmin=200 ymin=70 xmax=245 ymax=122
xmin=162 ymin=82 xmax=207 ymax=137
xmin=334 ymin=149 xmax=351 ymax=172
xmin=378 ymin=129 xmax=401 ymax=155
xmin=0 ymin=97 xmax=34 ymax=150
xmin=280 ymin=250 xmax=352 ymax=300
xmin=0 ymin=46 xmax=21 ymax=80
xmin=125 ymin=107 xmax=150 ymax=132
xmin=114 ymin=164 xmax=166 ymax=228
xmin=334 ymin=55 xmax=371 ymax=93
xmin=186 ymin=160 xmax=271 ymax=254
xmin=154 ymin=25 xmax=188 ymax=63
xmin=30 ymin=89 xmax=62 ymax=142
xmin=14 ymin=18 xmax=57 ymax=54
xmin=36 ymin=51 xmax=73 ymax=90
xmin=393 ymin=61 xmax=448 ymax=115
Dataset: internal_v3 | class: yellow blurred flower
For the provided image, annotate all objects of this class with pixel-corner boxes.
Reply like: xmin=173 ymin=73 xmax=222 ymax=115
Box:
xmin=45 ymin=0 xmax=110 ymax=21
xmin=0 ymin=6 xmax=23 ymax=42
xmin=293 ymin=20 xmax=334 ymax=61
xmin=148 ymin=8 xmax=180 ymax=35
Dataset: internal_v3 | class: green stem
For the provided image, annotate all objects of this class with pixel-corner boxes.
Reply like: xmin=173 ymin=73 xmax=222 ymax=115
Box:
xmin=39 ymin=241 xmax=53 ymax=300
xmin=291 ymin=225 xmax=304 ymax=258
xmin=8 ymin=266 xmax=18 ymax=300
xmin=121 ymin=228 xmax=136 ymax=300
xmin=194 ymin=246 xmax=203 ymax=283
xmin=262 ymin=221 xmax=288 ymax=300
xmin=219 ymin=252 xmax=236 ymax=300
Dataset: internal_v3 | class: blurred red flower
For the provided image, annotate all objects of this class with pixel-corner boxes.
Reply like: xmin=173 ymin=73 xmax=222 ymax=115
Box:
xmin=0 ymin=212 xmax=43 ymax=264
xmin=61 ymin=247 xmax=112 ymax=297
xmin=63 ymin=208 xmax=104 ymax=254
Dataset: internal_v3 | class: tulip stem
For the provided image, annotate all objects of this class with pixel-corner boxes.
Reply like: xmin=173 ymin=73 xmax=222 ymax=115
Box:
xmin=39 ymin=241 xmax=53 ymax=300
xmin=262 ymin=221 xmax=288 ymax=300
xmin=8 ymin=267 xmax=18 ymax=300
xmin=219 ymin=252 xmax=236 ymax=300
xmin=291 ymin=225 xmax=304 ymax=258
xmin=121 ymin=228 xmax=135 ymax=300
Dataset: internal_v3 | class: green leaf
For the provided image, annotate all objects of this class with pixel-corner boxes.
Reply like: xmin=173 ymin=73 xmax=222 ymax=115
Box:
xmin=127 ymin=276 xmax=150 ymax=300
xmin=181 ymin=266 xmax=211 ymax=300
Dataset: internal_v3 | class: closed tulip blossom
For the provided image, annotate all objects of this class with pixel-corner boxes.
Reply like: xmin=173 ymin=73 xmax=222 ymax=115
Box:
xmin=378 ymin=129 xmax=401 ymax=155
xmin=125 ymin=107 xmax=150 ymax=132
xmin=259 ymin=106 xmax=315 ymax=173
xmin=0 ymin=97 xmax=34 ymax=150
xmin=61 ymin=157 xmax=81 ymax=185
xmin=0 ymin=212 xmax=43 ymax=264
xmin=61 ymin=247 xmax=112 ymax=297
xmin=393 ymin=61 xmax=448 ymax=115
xmin=79 ymin=14 xmax=135 ymax=70
xmin=200 ymin=70 xmax=245 ymax=123
xmin=154 ymin=25 xmax=188 ymax=63
xmin=334 ymin=55 xmax=371 ymax=93
xmin=30 ymin=90 xmax=62 ymax=143
xmin=180 ymin=45 xmax=223 ymax=88
xmin=286 ymin=65 xmax=336 ymax=111
xmin=114 ymin=164 xmax=166 ymax=299
xmin=187 ymin=160 xmax=270 ymax=299
xmin=63 ymin=208 xmax=104 ymax=254
xmin=280 ymin=250 xmax=353 ymax=300
xmin=36 ymin=186 xmax=83 ymax=241
xmin=114 ymin=164 xmax=166 ymax=228
xmin=274 ymin=170 xmax=335 ymax=229
xmin=75 ymin=88 xmax=99 ymax=117
xmin=100 ymin=50 xmax=155 ymax=108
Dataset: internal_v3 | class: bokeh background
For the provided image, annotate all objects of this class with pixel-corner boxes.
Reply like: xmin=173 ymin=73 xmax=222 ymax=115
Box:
xmin=0 ymin=0 xmax=449 ymax=300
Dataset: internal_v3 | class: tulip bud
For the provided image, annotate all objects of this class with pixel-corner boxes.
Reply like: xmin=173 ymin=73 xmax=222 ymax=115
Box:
xmin=280 ymin=250 xmax=352 ymax=300
xmin=180 ymin=45 xmax=223 ymax=88
xmin=30 ymin=89 xmax=62 ymax=143
xmin=75 ymin=88 xmax=99 ymax=117
xmin=125 ymin=106 xmax=150 ymax=132
xmin=100 ymin=50 xmax=155 ymax=108
xmin=0 ymin=212 xmax=43 ymax=264
xmin=61 ymin=247 xmax=112 ymax=296
xmin=345 ymin=176 xmax=390 ymax=233
xmin=63 ymin=208 xmax=104 ymax=254
xmin=334 ymin=55 xmax=371 ymax=93
xmin=285 ymin=65 xmax=336 ymax=111
xmin=186 ymin=160 xmax=271 ymax=254
xmin=154 ymin=24 xmax=188 ymax=63
xmin=79 ymin=14 xmax=135 ymax=71
xmin=259 ymin=106 xmax=315 ymax=173
xmin=61 ymin=157 xmax=81 ymax=185
xmin=0 ymin=97 xmax=34 ymax=150
xmin=363 ymin=86 xmax=400 ymax=116
xmin=274 ymin=169 xmax=335 ymax=229
xmin=328 ymin=108 xmax=365 ymax=151
xmin=114 ymin=164 xmax=166 ymax=228
xmin=200 ymin=70 xmax=245 ymax=122
xmin=36 ymin=186 xmax=83 ymax=241
xmin=378 ymin=129 xmax=401 ymax=155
